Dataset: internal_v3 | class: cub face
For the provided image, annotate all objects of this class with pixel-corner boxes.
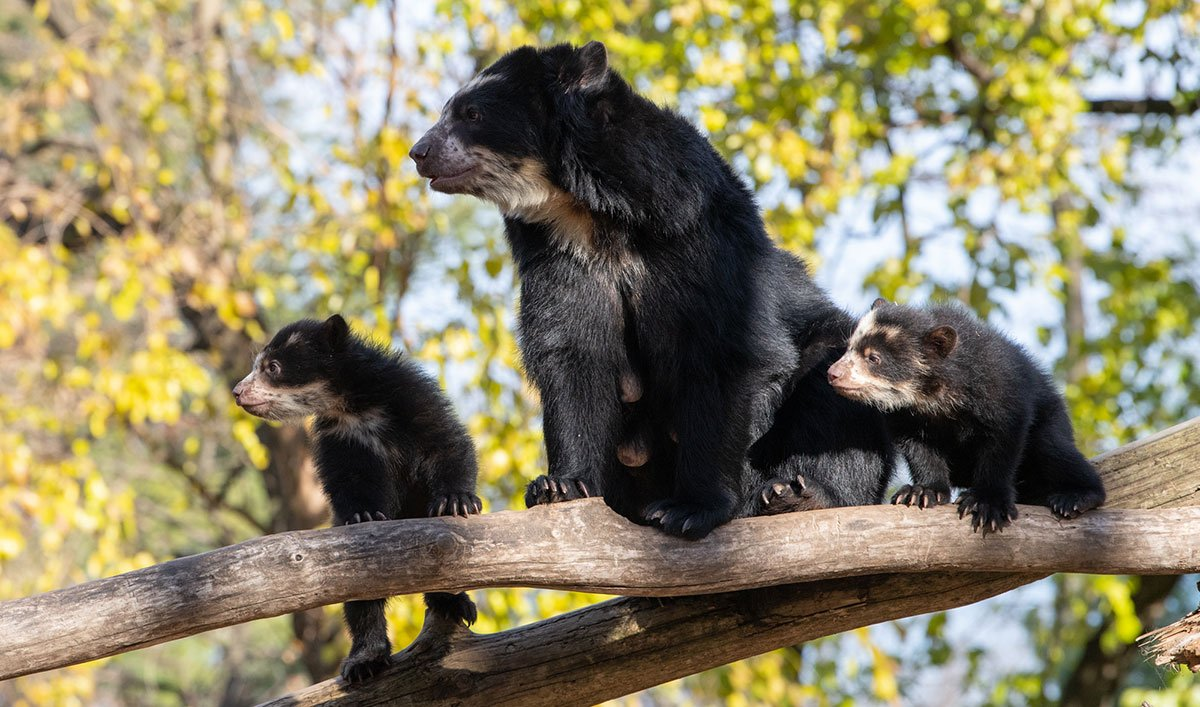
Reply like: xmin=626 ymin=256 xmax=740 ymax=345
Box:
xmin=232 ymin=315 xmax=348 ymax=421
xmin=408 ymin=41 xmax=610 ymax=217
xmin=827 ymin=298 xmax=957 ymax=412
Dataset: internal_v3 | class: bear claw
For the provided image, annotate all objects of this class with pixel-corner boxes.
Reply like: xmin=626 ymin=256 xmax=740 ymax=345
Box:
xmin=957 ymin=490 xmax=1018 ymax=535
xmin=344 ymin=511 xmax=388 ymax=525
xmin=524 ymin=475 xmax=592 ymax=507
xmin=891 ymin=484 xmax=951 ymax=509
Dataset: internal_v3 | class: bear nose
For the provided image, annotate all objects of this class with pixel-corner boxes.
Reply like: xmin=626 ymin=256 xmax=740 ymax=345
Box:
xmin=232 ymin=381 xmax=245 ymax=400
xmin=409 ymin=138 xmax=431 ymax=163
xmin=827 ymin=363 xmax=843 ymax=383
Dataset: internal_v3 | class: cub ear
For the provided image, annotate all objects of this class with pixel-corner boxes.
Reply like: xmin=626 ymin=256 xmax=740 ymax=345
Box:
xmin=924 ymin=325 xmax=957 ymax=358
xmin=871 ymin=297 xmax=889 ymax=311
xmin=322 ymin=314 xmax=349 ymax=350
xmin=563 ymin=40 xmax=608 ymax=92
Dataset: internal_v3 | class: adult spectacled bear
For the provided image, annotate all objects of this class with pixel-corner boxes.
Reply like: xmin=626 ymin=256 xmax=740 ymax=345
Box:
xmin=411 ymin=41 xmax=893 ymax=538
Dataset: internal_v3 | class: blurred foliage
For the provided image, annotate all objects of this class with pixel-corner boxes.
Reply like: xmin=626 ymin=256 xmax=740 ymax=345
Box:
xmin=0 ymin=0 xmax=1198 ymax=705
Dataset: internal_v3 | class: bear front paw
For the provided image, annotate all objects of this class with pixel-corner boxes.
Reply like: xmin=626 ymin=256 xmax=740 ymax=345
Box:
xmin=891 ymin=484 xmax=951 ymax=509
xmin=643 ymin=498 xmax=731 ymax=540
xmin=428 ymin=492 xmax=482 ymax=518
xmin=1046 ymin=490 xmax=1105 ymax=520
xmin=957 ymin=490 xmax=1018 ymax=535
xmin=524 ymin=475 xmax=593 ymax=508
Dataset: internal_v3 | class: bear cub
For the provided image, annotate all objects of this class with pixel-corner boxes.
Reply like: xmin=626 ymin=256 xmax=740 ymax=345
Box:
xmin=233 ymin=315 xmax=481 ymax=683
xmin=827 ymin=299 xmax=1106 ymax=533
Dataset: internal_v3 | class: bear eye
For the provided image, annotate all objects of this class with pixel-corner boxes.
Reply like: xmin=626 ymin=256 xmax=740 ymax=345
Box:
xmin=266 ymin=360 xmax=282 ymax=376
xmin=866 ymin=352 xmax=882 ymax=365
xmin=465 ymin=106 xmax=482 ymax=122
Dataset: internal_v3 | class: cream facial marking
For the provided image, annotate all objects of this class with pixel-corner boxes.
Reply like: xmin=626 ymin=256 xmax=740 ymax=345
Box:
xmin=234 ymin=376 xmax=339 ymax=422
xmin=846 ymin=309 xmax=878 ymax=351
xmin=262 ymin=381 xmax=339 ymax=421
xmin=473 ymin=152 xmax=595 ymax=255
xmin=828 ymin=346 xmax=924 ymax=413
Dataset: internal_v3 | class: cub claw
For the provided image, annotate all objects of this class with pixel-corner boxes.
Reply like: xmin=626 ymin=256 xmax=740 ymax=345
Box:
xmin=643 ymin=498 xmax=730 ymax=540
xmin=890 ymin=484 xmax=951 ymax=509
xmin=428 ymin=492 xmax=483 ymax=518
xmin=1046 ymin=491 xmax=1104 ymax=520
xmin=956 ymin=490 xmax=1018 ymax=536
xmin=755 ymin=474 xmax=821 ymax=515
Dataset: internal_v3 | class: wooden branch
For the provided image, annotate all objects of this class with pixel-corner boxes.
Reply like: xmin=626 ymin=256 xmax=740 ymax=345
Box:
xmin=265 ymin=416 xmax=1200 ymax=705
xmin=6 ymin=501 xmax=1200 ymax=681
xmin=943 ymin=37 xmax=994 ymax=85
xmin=1139 ymin=588 xmax=1200 ymax=672
xmin=1087 ymin=96 xmax=1200 ymax=116
xmin=262 ymin=571 xmax=1041 ymax=707
xmin=1 ymin=418 xmax=1198 ymax=695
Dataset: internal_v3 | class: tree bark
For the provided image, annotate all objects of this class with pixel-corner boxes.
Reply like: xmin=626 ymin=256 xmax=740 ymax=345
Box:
xmin=264 ymin=415 xmax=1200 ymax=706
xmin=5 ymin=501 xmax=1200 ymax=681
xmin=262 ymin=572 xmax=1041 ymax=707
xmin=0 ymin=417 xmax=1196 ymax=696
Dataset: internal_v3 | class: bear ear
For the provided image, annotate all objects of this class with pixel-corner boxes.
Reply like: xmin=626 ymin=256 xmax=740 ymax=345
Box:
xmin=924 ymin=325 xmax=957 ymax=358
xmin=871 ymin=297 xmax=889 ymax=311
xmin=563 ymin=40 xmax=608 ymax=93
xmin=322 ymin=314 xmax=349 ymax=351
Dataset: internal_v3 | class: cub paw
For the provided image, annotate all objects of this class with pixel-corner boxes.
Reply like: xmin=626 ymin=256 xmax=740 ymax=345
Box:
xmin=524 ymin=475 xmax=593 ymax=508
xmin=957 ymin=490 xmax=1018 ymax=535
xmin=424 ymin=591 xmax=477 ymax=627
xmin=643 ymin=498 xmax=731 ymax=540
xmin=340 ymin=646 xmax=391 ymax=684
xmin=755 ymin=475 xmax=822 ymax=515
xmin=891 ymin=484 xmax=951 ymax=509
xmin=428 ymin=492 xmax=483 ymax=518
xmin=343 ymin=511 xmax=388 ymax=525
xmin=1046 ymin=490 xmax=1105 ymax=520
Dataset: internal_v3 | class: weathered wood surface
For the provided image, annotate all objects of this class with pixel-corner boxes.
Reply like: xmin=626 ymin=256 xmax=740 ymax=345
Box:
xmin=3 ymin=505 xmax=1198 ymax=683
xmin=0 ymin=418 xmax=1197 ymax=692
xmin=1139 ymin=596 xmax=1200 ymax=672
xmin=264 ymin=416 xmax=1200 ymax=706
xmin=263 ymin=572 xmax=1039 ymax=707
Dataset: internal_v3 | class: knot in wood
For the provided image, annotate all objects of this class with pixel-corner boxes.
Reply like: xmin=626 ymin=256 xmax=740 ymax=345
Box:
xmin=430 ymin=528 xmax=462 ymax=560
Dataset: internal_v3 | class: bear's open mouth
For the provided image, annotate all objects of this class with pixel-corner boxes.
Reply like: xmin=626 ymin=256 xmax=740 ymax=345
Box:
xmin=430 ymin=166 xmax=479 ymax=192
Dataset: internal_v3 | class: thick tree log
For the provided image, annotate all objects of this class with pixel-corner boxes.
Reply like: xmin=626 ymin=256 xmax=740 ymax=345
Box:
xmin=268 ymin=417 xmax=1200 ymax=706
xmin=0 ymin=418 xmax=1198 ymax=691
xmin=263 ymin=572 xmax=1041 ymax=707
xmin=3 ymin=505 xmax=1200 ymax=682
